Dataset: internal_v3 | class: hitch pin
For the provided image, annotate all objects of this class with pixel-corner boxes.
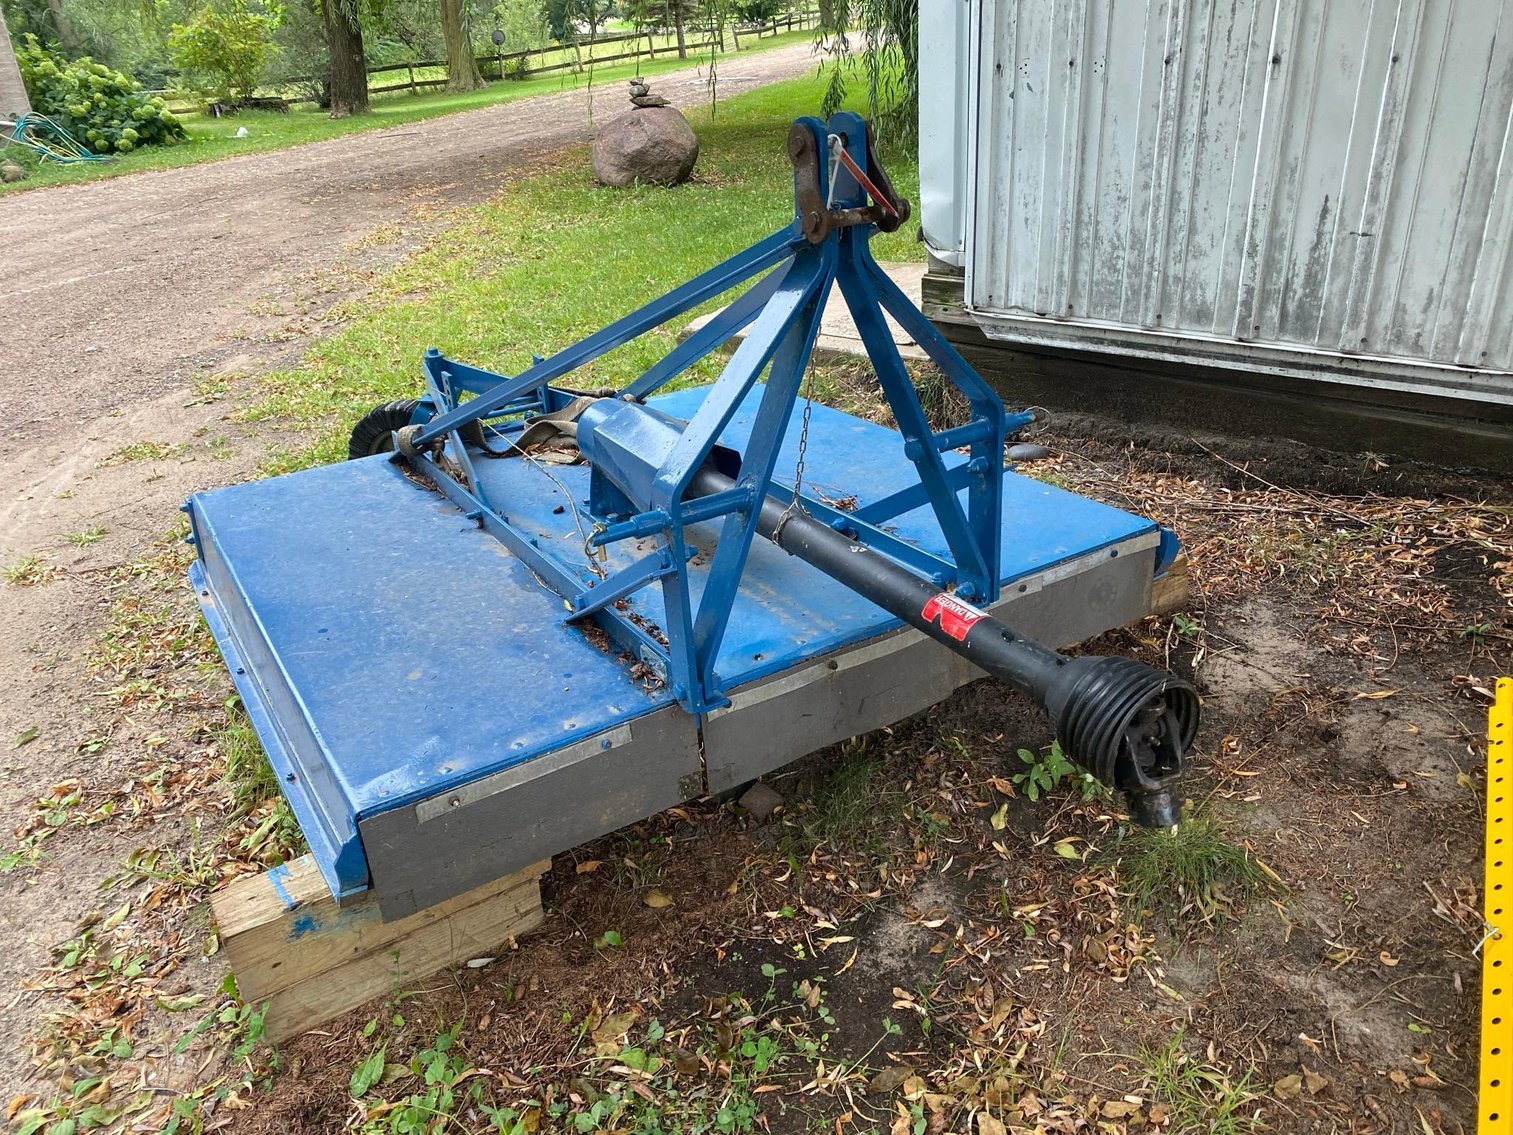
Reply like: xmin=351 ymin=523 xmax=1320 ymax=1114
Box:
xmin=825 ymin=133 xmax=900 ymax=219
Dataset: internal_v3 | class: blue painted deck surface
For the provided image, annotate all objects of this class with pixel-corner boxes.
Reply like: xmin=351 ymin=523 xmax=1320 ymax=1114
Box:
xmin=188 ymin=386 xmax=1157 ymax=898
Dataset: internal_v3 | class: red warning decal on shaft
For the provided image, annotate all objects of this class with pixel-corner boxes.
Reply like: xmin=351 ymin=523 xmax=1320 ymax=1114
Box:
xmin=921 ymin=592 xmax=986 ymax=641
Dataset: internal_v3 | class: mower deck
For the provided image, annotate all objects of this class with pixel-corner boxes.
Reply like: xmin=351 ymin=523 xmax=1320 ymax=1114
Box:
xmin=188 ymin=387 xmax=1163 ymax=919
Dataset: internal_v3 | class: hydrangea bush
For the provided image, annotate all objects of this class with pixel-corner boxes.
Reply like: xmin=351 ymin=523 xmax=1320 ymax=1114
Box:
xmin=17 ymin=37 xmax=188 ymax=154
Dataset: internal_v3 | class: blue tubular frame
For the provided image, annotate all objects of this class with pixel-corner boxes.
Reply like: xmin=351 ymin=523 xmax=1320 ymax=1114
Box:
xmin=399 ymin=112 xmax=1032 ymax=716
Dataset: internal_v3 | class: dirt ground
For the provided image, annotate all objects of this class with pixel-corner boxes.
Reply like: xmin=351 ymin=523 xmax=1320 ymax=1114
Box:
xmin=0 ymin=42 xmax=814 ymax=1099
xmin=1 ymin=39 xmax=1510 ymax=1134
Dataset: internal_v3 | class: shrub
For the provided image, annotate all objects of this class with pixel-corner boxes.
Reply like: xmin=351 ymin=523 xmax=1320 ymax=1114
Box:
xmin=16 ymin=38 xmax=187 ymax=154
xmin=168 ymin=0 xmax=280 ymax=104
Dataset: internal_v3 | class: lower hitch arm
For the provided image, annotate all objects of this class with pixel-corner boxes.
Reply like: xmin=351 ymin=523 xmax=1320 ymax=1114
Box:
xmin=691 ymin=468 xmax=1200 ymax=826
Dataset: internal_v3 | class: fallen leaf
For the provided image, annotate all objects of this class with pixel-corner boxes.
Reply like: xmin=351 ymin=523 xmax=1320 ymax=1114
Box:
xmin=576 ymin=860 xmax=602 ymax=874
xmin=977 ymin=1112 xmax=1007 ymax=1135
xmin=155 ymin=993 xmax=205 ymax=1012
xmin=1273 ymin=1074 xmax=1303 ymax=1100
xmin=642 ymin=889 xmax=674 ymax=909
xmin=1052 ymin=840 xmax=1081 ymax=860
xmin=1101 ymin=1098 xmax=1140 ymax=1118
xmin=13 ymin=728 xmax=38 ymax=749
xmin=990 ymin=802 xmax=1008 ymax=830
xmin=1379 ymin=951 xmax=1399 ymax=967
xmin=868 ymin=1065 xmax=913 ymax=1094
xmin=591 ymin=1008 xmax=639 ymax=1050
xmin=465 ymin=956 xmax=496 ymax=968
xmin=1353 ymin=689 xmax=1399 ymax=700
xmin=1303 ymin=1068 xmax=1328 ymax=1095
xmin=987 ymin=995 xmax=1015 ymax=1030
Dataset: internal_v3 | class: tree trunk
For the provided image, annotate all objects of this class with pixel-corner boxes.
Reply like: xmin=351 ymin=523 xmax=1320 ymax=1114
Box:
xmin=0 ymin=6 xmax=31 ymax=118
xmin=322 ymin=0 xmax=369 ymax=117
xmin=439 ymin=0 xmax=483 ymax=92
xmin=673 ymin=6 xmax=686 ymax=59
xmin=44 ymin=0 xmax=82 ymax=54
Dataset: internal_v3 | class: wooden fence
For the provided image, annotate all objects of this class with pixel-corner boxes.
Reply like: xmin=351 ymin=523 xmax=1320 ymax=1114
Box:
xmin=363 ymin=30 xmax=727 ymax=97
xmin=233 ymin=12 xmax=816 ymax=108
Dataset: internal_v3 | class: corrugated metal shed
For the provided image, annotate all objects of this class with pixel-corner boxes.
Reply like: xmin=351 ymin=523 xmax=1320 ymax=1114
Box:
xmin=922 ymin=0 xmax=1513 ymax=413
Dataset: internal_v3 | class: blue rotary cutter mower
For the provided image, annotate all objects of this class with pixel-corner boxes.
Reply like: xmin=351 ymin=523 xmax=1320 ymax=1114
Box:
xmin=185 ymin=114 xmax=1200 ymax=919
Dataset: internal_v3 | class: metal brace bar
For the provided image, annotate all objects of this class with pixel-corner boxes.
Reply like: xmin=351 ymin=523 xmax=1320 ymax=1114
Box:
xmin=567 ymin=549 xmax=678 ymax=620
xmin=620 ymin=260 xmax=793 ymax=401
xmin=850 ymin=460 xmax=972 ymax=527
xmin=413 ymin=226 xmax=805 ymax=445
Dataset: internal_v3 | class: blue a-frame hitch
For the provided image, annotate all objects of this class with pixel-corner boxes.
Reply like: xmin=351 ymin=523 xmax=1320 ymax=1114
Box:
xmin=389 ymin=112 xmax=1198 ymax=825
xmin=399 ymin=114 xmax=1025 ymax=711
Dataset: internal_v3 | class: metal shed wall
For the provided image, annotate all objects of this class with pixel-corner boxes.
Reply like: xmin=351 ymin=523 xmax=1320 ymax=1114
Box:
xmin=937 ymin=0 xmax=1513 ymax=411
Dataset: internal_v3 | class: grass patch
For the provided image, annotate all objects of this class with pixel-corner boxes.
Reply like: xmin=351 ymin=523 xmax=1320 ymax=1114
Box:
xmin=1110 ymin=805 xmax=1274 ymax=937
xmin=0 ymin=32 xmax=812 ymax=195
xmin=1139 ymin=1033 xmax=1264 ymax=1133
xmin=249 ymin=72 xmax=920 ymax=467
xmin=219 ymin=701 xmax=305 ymax=863
xmin=786 ymin=739 xmax=901 ymax=858
xmin=4 ymin=553 xmax=59 ymax=586
xmin=65 ymin=524 xmax=108 ymax=547
xmin=348 ymin=964 xmax=856 ymax=1134
xmin=102 ymin=440 xmax=184 ymax=465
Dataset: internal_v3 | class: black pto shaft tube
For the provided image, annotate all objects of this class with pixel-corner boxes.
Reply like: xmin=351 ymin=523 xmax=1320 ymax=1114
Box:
xmin=690 ymin=468 xmax=1200 ymax=826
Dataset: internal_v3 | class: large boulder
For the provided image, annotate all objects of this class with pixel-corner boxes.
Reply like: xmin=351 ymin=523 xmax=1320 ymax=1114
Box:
xmin=591 ymin=106 xmax=698 ymax=188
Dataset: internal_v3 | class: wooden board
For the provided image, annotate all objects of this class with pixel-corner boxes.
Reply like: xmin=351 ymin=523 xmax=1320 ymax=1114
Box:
xmin=1149 ymin=555 xmax=1191 ymax=617
xmin=211 ymin=855 xmax=547 ymax=1042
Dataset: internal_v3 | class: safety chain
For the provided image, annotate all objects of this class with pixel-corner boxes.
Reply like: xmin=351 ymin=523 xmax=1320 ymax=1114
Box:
xmin=771 ymin=365 xmax=816 ymax=545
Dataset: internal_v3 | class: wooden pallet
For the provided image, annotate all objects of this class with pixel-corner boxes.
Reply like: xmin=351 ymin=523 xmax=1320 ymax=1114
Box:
xmin=210 ymin=855 xmax=547 ymax=1043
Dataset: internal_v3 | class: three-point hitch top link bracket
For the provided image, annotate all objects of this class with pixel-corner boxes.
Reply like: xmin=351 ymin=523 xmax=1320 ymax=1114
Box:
xmin=392 ymin=113 xmax=1199 ymax=826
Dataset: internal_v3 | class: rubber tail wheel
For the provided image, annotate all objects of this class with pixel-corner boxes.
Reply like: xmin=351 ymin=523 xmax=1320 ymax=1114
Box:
xmin=348 ymin=399 xmax=421 ymax=459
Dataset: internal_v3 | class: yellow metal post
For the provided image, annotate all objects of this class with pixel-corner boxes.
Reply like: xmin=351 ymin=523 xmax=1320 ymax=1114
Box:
xmin=1483 ymin=677 xmax=1512 ymax=1135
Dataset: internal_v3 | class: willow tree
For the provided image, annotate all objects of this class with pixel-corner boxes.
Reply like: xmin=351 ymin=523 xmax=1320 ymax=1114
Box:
xmin=815 ymin=0 xmax=918 ymax=146
xmin=321 ymin=0 xmax=368 ymax=116
xmin=439 ymin=0 xmax=481 ymax=90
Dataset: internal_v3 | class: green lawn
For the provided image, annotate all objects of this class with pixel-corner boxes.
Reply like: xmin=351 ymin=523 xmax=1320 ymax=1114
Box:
xmin=252 ymin=73 xmax=922 ymax=471
xmin=0 ymin=29 xmax=813 ymax=195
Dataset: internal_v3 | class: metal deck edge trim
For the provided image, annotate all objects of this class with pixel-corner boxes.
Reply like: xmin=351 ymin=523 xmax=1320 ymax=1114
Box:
xmin=190 ymin=560 xmax=362 ymax=901
xmin=412 ymin=723 xmax=635 ymax=824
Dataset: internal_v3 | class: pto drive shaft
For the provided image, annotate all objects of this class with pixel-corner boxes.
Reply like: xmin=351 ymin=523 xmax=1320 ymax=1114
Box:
xmin=689 ymin=468 xmax=1200 ymax=827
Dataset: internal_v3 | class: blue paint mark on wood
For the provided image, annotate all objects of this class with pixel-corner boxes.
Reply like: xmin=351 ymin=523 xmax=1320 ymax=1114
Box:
xmin=289 ymin=913 xmax=319 ymax=939
xmin=268 ymin=864 xmax=298 ymax=910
